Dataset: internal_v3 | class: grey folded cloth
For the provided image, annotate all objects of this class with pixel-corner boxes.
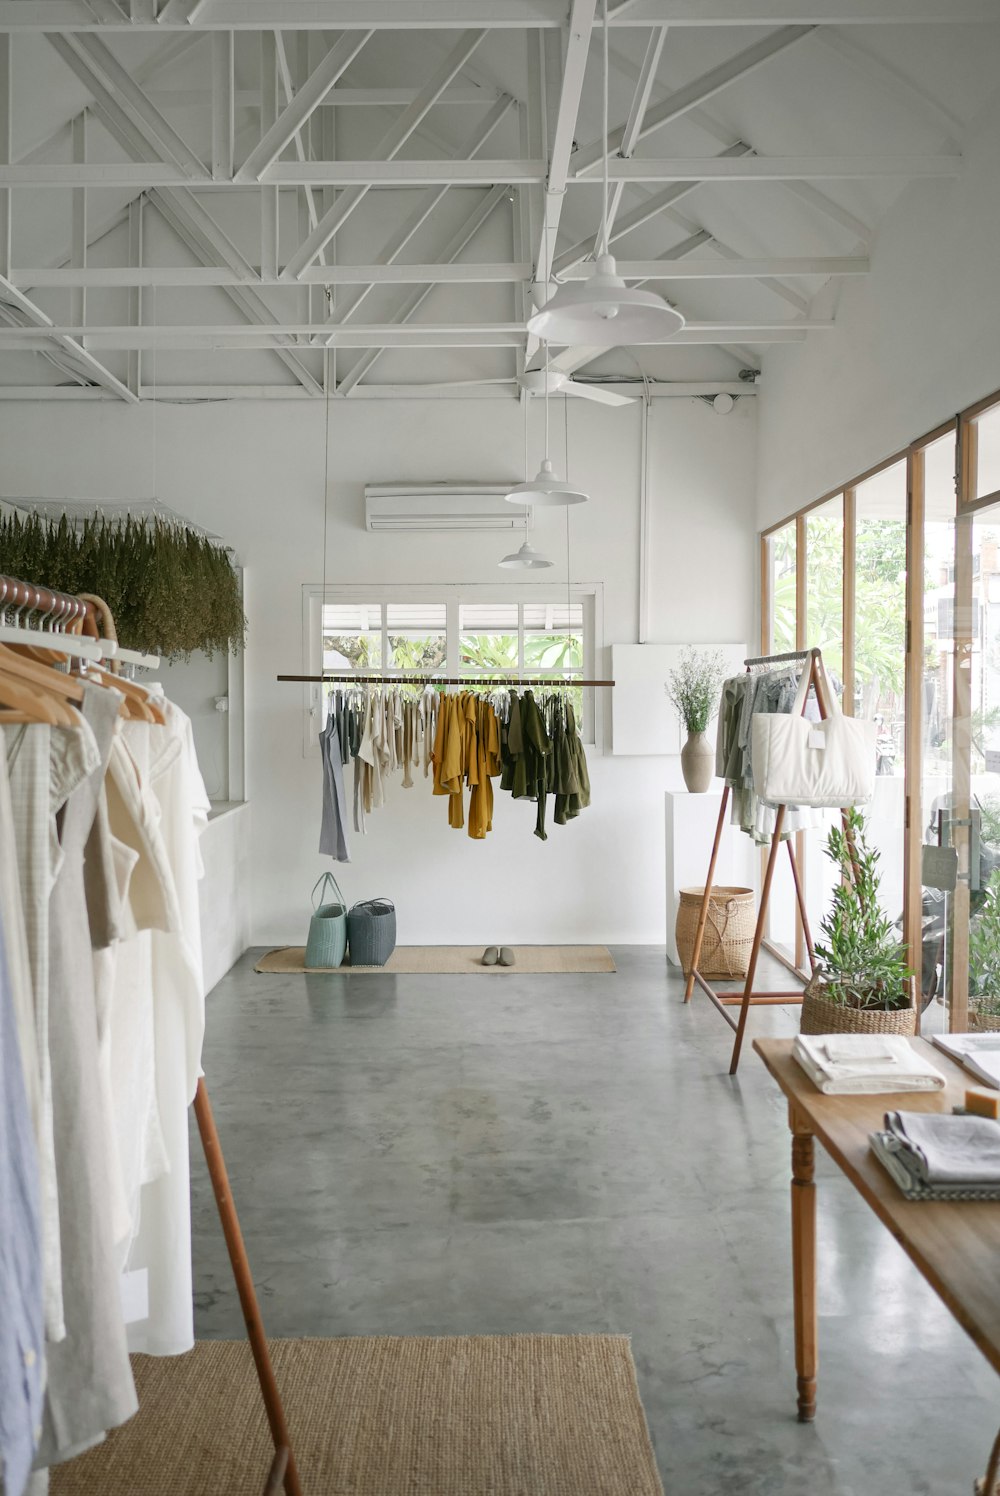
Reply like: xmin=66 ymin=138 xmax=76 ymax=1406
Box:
xmin=883 ymin=1110 xmax=1000 ymax=1185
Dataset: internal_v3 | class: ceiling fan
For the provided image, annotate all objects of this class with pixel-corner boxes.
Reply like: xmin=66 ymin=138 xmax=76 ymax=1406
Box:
xmin=517 ymin=368 xmax=638 ymax=408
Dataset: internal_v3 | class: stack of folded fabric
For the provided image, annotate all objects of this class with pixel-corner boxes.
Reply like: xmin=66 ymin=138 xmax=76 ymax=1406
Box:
xmin=870 ymin=1110 xmax=1000 ymax=1200
xmin=793 ymin=1034 xmax=947 ymax=1095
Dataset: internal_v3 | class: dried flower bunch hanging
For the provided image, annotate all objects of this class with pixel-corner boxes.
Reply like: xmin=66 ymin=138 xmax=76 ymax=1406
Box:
xmin=0 ymin=510 xmax=245 ymax=660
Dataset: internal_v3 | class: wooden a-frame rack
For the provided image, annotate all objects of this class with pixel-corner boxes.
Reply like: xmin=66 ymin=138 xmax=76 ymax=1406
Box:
xmin=683 ymin=647 xmax=836 ymax=1076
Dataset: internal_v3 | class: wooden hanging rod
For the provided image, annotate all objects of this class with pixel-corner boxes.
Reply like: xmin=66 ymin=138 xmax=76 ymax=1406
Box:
xmin=743 ymin=647 xmax=820 ymax=668
xmin=278 ymin=674 xmax=615 ymax=686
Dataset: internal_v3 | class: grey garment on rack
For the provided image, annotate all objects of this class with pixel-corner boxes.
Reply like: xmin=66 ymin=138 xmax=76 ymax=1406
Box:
xmin=38 ymin=683 xmax=138 ymax=1466
xmin=318 ymin=710 xmax=351 ymax=862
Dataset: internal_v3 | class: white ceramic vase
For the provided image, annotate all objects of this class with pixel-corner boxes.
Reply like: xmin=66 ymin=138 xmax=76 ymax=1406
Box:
xmin=680 ymin=730 xmax=714 ymax=793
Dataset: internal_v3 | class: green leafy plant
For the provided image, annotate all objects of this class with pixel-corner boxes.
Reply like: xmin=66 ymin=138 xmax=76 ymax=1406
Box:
xmin=665 ymin=647 xmax=725 ymax=735
xmin=813 ymin=808 xmax=913 ymax=1011
xmin=969 ymin=871 xmax=1000 ymax=1023
xmin=0 ymin=510 xmax=245 ymax=660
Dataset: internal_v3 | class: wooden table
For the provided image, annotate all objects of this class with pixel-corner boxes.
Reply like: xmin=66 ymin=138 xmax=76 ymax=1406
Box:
xmin=754 ymin=1037 xmax=1000 ymax=1424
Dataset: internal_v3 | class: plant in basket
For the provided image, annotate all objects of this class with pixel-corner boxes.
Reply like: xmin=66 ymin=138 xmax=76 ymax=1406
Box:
xmin=801 ymin=808 xmax=915 ymax=1035
xmin=969 ymin=870 xmax=1000 ymax=1031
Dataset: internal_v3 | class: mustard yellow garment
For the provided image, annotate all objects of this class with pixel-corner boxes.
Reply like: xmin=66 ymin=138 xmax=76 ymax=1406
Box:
xmin=468 ymin=697 xmax=501 ymax=840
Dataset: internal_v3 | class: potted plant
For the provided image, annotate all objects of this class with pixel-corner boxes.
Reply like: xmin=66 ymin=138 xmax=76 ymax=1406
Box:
xmin=969 ymin=869 xmax=1000 ymax=1031
xmin=666 ymin=647 xmax=725 ymax=793
xmin=801 ymin=809 xmax=917 ymax=1035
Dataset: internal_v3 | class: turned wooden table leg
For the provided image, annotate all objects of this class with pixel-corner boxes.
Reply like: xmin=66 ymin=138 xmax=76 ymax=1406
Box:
xmin=789 ymin=1101 xmax=818 ymax=1423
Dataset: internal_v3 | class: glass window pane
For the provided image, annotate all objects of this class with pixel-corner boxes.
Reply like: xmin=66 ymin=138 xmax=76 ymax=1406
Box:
xmin=386 ymin=603 xmax=446 ymax=673
xmin=322 ymin=602 xmax=381 ymax=670
xmin=767 ymin=523 xmax=797 ymax=653
xmin=805 ymin=497 xmax=843 ymax=684
xmin=973 ymin=401 xmax=1000 ymax=500
xmin=854 ymin=459 xmax=907 ymax=924
xmin=459 ymin=602 xmax=518 ymax=673
xmin=524 ymin=602 xmax=583 ymax=673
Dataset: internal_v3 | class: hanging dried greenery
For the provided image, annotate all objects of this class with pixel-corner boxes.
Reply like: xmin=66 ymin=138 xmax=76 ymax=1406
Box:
xmin=0 ymin=510 xmax=245 ymax=660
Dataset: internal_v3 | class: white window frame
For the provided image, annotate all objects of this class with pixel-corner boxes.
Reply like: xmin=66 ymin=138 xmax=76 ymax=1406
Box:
xmin=301 ymin=581 xmax=604 ymax=756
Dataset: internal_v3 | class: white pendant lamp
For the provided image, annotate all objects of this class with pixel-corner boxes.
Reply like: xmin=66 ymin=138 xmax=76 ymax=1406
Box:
xmin=499 ymin=539 xmax=554 ymax=570
xmin=526 ymin=0 xmax=685 ymax=348
xmin=505 ymin=340 xmax=589 ymax=508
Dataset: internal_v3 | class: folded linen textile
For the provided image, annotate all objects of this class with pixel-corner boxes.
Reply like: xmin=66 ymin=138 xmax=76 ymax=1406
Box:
xmin=869 ymin=1128 xmax=1000 ymax=1201
xmin=793 ymin=1034 xmax=946 ymax=1095
xmin=882 ymin=1109 xmax=1000 ymax=1185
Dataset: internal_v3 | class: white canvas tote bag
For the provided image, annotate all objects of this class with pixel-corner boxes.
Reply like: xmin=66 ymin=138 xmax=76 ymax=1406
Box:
xmin=751 ymin=658 xmax=876 ymax=809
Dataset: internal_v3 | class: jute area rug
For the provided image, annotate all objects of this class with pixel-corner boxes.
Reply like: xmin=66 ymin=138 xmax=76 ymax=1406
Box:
xmin=50 ymin=1335 xmax=664 ymax=1496
xmin=254 ymin=945 xmax=617 ymax=975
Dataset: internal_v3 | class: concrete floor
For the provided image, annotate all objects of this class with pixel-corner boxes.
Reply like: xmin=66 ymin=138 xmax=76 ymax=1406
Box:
xmin=191 ymin=948 xmax=997 ymax=1495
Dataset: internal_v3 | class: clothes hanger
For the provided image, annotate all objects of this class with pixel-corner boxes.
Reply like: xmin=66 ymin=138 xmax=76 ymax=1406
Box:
xmin=0 ymin=665 xmax=72 ymax=725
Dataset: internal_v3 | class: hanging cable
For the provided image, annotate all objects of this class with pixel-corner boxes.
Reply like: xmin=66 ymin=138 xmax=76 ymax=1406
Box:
xmin=564 ymin=395 xmax=573 ymax=693
xmin=319 ymin=347 xmax=332 ymax=721
xmin=600 ymin=0 xmax=610 ymax=259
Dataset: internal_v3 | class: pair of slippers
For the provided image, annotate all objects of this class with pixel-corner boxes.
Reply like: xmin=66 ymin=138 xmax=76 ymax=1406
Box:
xmin=481 ymin=946 xmax=515 ymax=967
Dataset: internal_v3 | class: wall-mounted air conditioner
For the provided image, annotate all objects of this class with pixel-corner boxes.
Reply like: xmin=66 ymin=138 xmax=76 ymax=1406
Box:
xmin=364 ymin=483 xmax=530 ymax=533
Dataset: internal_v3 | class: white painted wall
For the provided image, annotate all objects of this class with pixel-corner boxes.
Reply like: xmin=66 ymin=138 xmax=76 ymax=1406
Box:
xmin=757 ymin=94 xmax=1000 ymax=530
xmin=0 ymin=391 xmax=756 ymax=946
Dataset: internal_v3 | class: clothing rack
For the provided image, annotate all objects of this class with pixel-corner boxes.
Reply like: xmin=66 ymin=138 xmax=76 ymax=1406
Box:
xmin=279 ymin=673 xmax=615 ymax=686
xmin=1 ymin=579 xmax=300 ymax=1496
xmin=683 ymin=647 xmax=830 ymax=1075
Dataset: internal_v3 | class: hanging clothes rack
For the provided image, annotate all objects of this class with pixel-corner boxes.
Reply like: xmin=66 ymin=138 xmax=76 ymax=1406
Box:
xmin=280 ymin=673 xmax=614 ymax=686
xmin=684 ymin=647 xmax=833 ymax=1076
xmin=1 ymin=574 xmax=299 ymax=1496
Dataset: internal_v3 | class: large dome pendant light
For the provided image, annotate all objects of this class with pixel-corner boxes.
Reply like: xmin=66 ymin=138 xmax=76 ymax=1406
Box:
xmin=500 ymin=398 xmax=554 ymax=568
xmin=526 ymin=0 xmax=685 ymax=347
xmin=504 ymin=340 xmax=589 ymax=508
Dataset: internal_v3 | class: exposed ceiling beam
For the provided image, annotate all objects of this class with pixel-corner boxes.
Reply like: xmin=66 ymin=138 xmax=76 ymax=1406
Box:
xmin=573 ymin=25 xmax=815 ymax=174
xmin=338 ymin=185 xmax=509 ymax=393
xmin=604 ymin=24 xmax=668 ymax=241
xmin=238 ymin=29 xmax=372 ymax=179
xmin=535 ymin=0 xmax=596 ymax=298
xmin=8 ymin=256 xmax=869 ymax=289
xmin=580 ymin=154 xmax=963 ymax=182
xmin=5 ymin=1 xmax=999 ymax=25
xmin=0 ymin=153 xmax=953 ymax=188
xmin=553 ymin=143 xmax=747 ymax=274
xmin=45 ymin=31 xmax=323 ymax=394
xmin=320 ymin=93 xmax=514 ymax=331
xmin=0 ymin=379 xmax=759 ymax=401
xmin=0 ymin=322 xmax=819 ymax=349
xmin=0 ymin=271 xmax=137 ymax=400
xmin=0 ymin=318 xmax=826 ymax=344
xmin=13 ymin=262 xmax=529 ymax=287
xmin=66 ymin=32 xmax=208 ymax=177
xmin=605 ymin=36 xmax=873 ymax=248
xmin=282 ymin=28 xmax=487 ymax=278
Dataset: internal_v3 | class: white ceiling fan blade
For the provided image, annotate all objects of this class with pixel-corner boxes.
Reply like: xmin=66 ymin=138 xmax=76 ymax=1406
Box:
xmin=566 ymin=381 xmax=638 ymax=407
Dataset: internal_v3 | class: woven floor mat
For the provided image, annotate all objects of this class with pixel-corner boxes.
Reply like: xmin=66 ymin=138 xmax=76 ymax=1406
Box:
xmin=50 ymin=1334 xmax=663 ymax=1495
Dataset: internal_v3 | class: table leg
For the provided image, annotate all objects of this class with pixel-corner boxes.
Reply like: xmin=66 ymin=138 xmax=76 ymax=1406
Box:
xmin=789 ymin=1101 xmax=817 ymax=1423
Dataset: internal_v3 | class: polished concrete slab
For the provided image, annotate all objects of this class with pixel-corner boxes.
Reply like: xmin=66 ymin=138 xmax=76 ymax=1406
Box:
xmin=191 ymin=948 xmax=997 ymax=1495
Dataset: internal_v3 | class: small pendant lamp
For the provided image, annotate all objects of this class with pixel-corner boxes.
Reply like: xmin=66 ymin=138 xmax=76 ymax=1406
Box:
xmin=526 ymin=0 xmax=685 ymax=348
xmin=499 ymin=539 xmax=554 ymax=570
xmin=505 ymin=341 xmax=589 ymax=508
xmin=500 ymin=399 xmax=556 ymax=568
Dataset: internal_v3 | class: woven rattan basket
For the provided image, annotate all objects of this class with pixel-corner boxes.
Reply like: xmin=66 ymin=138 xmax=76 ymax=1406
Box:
xmin=675 ymin=886 xmax=755 ymax=980
xmin=969 ymin=1005 xmax=1000 ymax=1033
xmin=799 ymin=975 xmax=917 ymax=1036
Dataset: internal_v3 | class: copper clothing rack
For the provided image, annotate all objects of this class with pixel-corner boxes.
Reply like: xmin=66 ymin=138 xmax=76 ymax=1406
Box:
xmin=1 ymin=576 xmax=300 ymax=1496
xmin=279 ymin=673 xmax=614 ymax=686
xmin=684 ymin=647 xmax=830 ymax=1076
